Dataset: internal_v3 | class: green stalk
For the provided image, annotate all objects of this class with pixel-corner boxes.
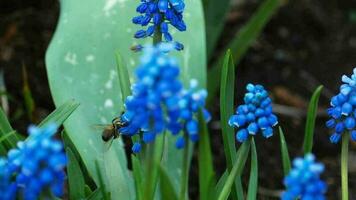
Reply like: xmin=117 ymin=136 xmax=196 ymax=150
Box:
xmin=218 ymin=140 xmax=251 ymax=200
xmin=153 ymin=27 xmax=162 ymax=45
xmin=144 ymin=142 xmax=156 ymax=200
xmin=179 ymin=137 xmax=190 ymax=200
xmin=341 ymin=133 xmax=349 ymax=200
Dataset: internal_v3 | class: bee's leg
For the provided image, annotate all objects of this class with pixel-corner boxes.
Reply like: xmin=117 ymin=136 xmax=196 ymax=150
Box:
xmin=112 ymin=117 xmax=119 ymax=124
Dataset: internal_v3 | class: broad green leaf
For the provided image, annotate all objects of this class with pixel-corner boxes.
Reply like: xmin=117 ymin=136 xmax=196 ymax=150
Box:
xmin=219 ymin=50 xmax=240 ymax=200
xmin=217 ymin=140 xmax=250 ymax=200
xmin=279 ymin=127 xmax=291 ymax=176
xmin=85 ymin=185 xmax=93 ymax=197
xmin=246 ymin=138 xmax=258 ymax=200
xmin=66 ymin=147 xmax=86 ymax=200
xmin=115 ymin=52 xmax=131 ymax=104
xmin=159 ymin=166 xmax=178 ymax=200
xmin=204 ymin=0 xmax=231 ymax=57
xmin=95 ymin=161 xmax=110 ymax=200
xmin=303 ymin=86 xmax=323 ymax=154
xmin=198 ymin=111 xmax=215 ymax=200
xmin=45 ymin=1 xmax=206 ymax=199
xmin=207 ymin=0 xmax=284 ymax=102
xmin=38 ymin=99 xmax=79 ymax=128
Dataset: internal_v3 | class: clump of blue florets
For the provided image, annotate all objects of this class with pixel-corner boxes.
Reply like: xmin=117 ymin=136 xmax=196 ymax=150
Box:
xmin=133 ymin=0 xmax=186 ymax=51
xmin=282 ymin=154 xmax=327 ymax=200
xmin=228 ymin=84 xmax=278 ymax=142
xmin=326 ymin=68 xmax=356 ymax=143
xmin=0 ymin=124 xmax=66 ymax=200
xmin=119 ymin=43 xmax=210 ymax=152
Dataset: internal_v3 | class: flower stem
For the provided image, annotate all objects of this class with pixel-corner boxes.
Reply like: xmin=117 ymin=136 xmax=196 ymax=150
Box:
xmin=179 ymin=138 xmax=190 ymax=200
xmin=341 ymin=133 xmax=349 ymax=200
xmin=144 ymin=142 xmax=155 ymax=200
xmin=153 ymin=27 xmax=162 ymax=45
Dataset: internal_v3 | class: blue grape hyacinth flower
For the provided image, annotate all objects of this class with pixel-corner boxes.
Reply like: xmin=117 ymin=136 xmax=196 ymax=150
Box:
xmin=174 ymin=79 xmax=211 ymax=149
xmin=326 ymin=68 xmax=356 ymax=143
xmin=120 ymin=43 xmax=210 ymax=152
xmin=282 ymin=154 xmax=327 ymax=200
xmin=3 ymin=124 xmax=67 ymax=200
xmin=132 ymin=0 xmax=186 ymax=50
xmin=228 ymin=83 xmax=278 ymax=142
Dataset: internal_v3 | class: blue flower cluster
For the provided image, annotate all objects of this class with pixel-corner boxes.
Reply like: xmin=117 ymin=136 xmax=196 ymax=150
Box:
xmin=0 ymin=124 xmax=67 ymax=200
xmin=119 ymin=43 xmax=210 ymax=152
xmin=132 ymin=0 xmax=186 ymax=50
xmin=228 ymin=84 xmax=278 ymax=142
xmin=326 ymin=68 xmax=356 ymax=143
xmin=282 ymin=154 xmax=327 ymax=200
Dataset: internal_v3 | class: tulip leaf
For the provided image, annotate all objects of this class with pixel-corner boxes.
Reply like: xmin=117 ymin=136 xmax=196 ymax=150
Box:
xmin=45 ymin=0 xmax=207 ymax=199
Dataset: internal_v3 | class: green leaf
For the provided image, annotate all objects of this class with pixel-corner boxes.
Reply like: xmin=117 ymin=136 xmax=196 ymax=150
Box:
xmin=0 ymin=106 xmax=17 ymax=150
xmin=219 ymin=50 xmax=240 ymax=200
xmin=66 ymin=147 xmax=86 ymax=200
xmin=303 ymin=85 xmax=323 ymax=154
xmin=159 ymin=166 xmax=178 ymax=200
xmin=207 ymin=0 xmax=284 ymax=102
xmin=45 ymin=0 xmax=207 ymax=199
xmin=84 ymin=185 xmax=93 ymax=197
xmin=132 ymin=155 xmax=143 ymax=200
xmin=198 ymin=110 xmax=215 ymax=200
xmin=215 ymin=171 xmax=228 ymax=199
xmin=0 ymin=131 xmax=17 ymax=144
xmin=95 ymin=161 xmax=110 ymax=200
xmin=22 ymin=65 xmax=35 ymax=121
xmin=217 ymin=140 xmax=250 ymax=200
xmin=246 ymin=138 xmax=258 ymax=200
xmin=86 ymin=188 xmax=104 ymax=200
xmin=38 ymin=99 xmax=79 ymax=128
xmin=279 ymin=127 xmax=291 ymax=176
xmin=115 ymin=52 xmax=131 ymax=104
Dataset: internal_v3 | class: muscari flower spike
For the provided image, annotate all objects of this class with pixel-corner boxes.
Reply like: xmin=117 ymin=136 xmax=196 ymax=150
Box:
xmin=132 ymin=0 xmax=186 ymax=51
xmin=282 ymin=154 xmax=327 ymax=200
xmin=119 ymin=43 xmax=210 ymax=152
xmin=228 ymin=83 xmax=278 ymax=142
xmin=1 ymin=124 xmax=67 ymax=200
xmin=326 ymin=68 xmax=356 ymax=143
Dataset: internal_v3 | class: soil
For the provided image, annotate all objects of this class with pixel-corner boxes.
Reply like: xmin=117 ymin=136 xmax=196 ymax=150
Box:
xmin=1 ymin=0 xmax=356 ymax=199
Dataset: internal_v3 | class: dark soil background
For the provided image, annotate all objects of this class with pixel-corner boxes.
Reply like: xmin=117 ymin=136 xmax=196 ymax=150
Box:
xmin=1 ymin=0 xmax=356 ymax=199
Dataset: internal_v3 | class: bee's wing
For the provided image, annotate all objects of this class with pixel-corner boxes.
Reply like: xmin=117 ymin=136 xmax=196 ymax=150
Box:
xmin=103 ymin=138 xmax=114 ymax=152
xmin=91 ymin=124 xmax=111 ymax=131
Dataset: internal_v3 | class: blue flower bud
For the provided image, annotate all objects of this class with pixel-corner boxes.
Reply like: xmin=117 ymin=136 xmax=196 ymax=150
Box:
xmin=132 ymin=143 xmax=142 ymax=153
xmin=143 ymin=132 xmax=156 ymax=143
xmin=174 ymin=42 xmax=184 ymax=51
xmin=136 ymin=3 xmax=148 ymax=13
xmin=169 ymin=0 xmax=185 ymax=13
xmin=236 ymin=129 xmax=249 ymax=142
xmin=158 ymin=0 xmax=168 ymax=12
xmin=257 ymin=117 xmax=269 ymax=129
xmin=335 ymin=122 xmax=345 ymax=133
xmin=246 ymin=113 xmax=256 ymax=122
xmin=330 ymin=133 xmax=341 ymax=143
xmin=134 ymin=30 xmax=146 ymax=38
xmin=344 ymin=117 xmax=356 ymax=130
xmin=255 ymin=108 xmax=265 ymax=117
xmin=228 ymin=115 xmax=246 ymax=127
xmin=325 ymin=119 xmax=336 ymax=128
xmin=186 ymin=120 xmax=198 ymax=135
xmin=175 ymin=137 xmax=185 ymax=149
xmin=247 ymin=123 xmax=259 ymax=135
xmin=146 ymin=26 xmax=155 ymax=36
xmin=341 ymin=102 xmax=353 ymax=115
xmin=351 ymin=130 xmax=356 ymax=141
xmin=262 ymin=127 xmax=273 ymax=138
xmin=164 ymin=32 xmax=173 ymax=42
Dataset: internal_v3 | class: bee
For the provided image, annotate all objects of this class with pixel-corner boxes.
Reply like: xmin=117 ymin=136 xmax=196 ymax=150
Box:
xmin=94 ymin=117 xmax=128 ymax=150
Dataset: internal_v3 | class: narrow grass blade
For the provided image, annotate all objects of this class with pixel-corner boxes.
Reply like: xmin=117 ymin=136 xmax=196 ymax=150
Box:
xmin=38 ymin=99 xmax=79 ymax=127
xmin=247 ymin=138 xmax=258 ymax=200
xmin=159 ymin=165 xmax=178 ymax=200
xmin=132 ymin=155 xmax=143 ymax=200
xmin=303 ymin=85 xmax=323 ymax=154
xmin=22 ymin=64 xmax=35 ymax=122
xmin=217 ymin=140 xmax=250 ymax=200
xmin=279 ymin=127 xmax=291 ymax=176
xmin=66 ymin=147 xmax=86 ymax=200
xmin=198 ymin=110 xmax=216 ymax=200
xmin=0 ymin=106 xmax=17 ymax=149
xmin=0 ymin=131 xmax=16 ymax=144
xmin=86 ymin=188 xmax=104 ymax=200
xmin=215 ymin=171 xmax=228 ymax=199
xmin=207 ymin=0 xmax=284 ymax=102
xmin=115 ymin=52 xmax=131 ymax=103
xmin=219 ymin=50 xmax=240 ymax=200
